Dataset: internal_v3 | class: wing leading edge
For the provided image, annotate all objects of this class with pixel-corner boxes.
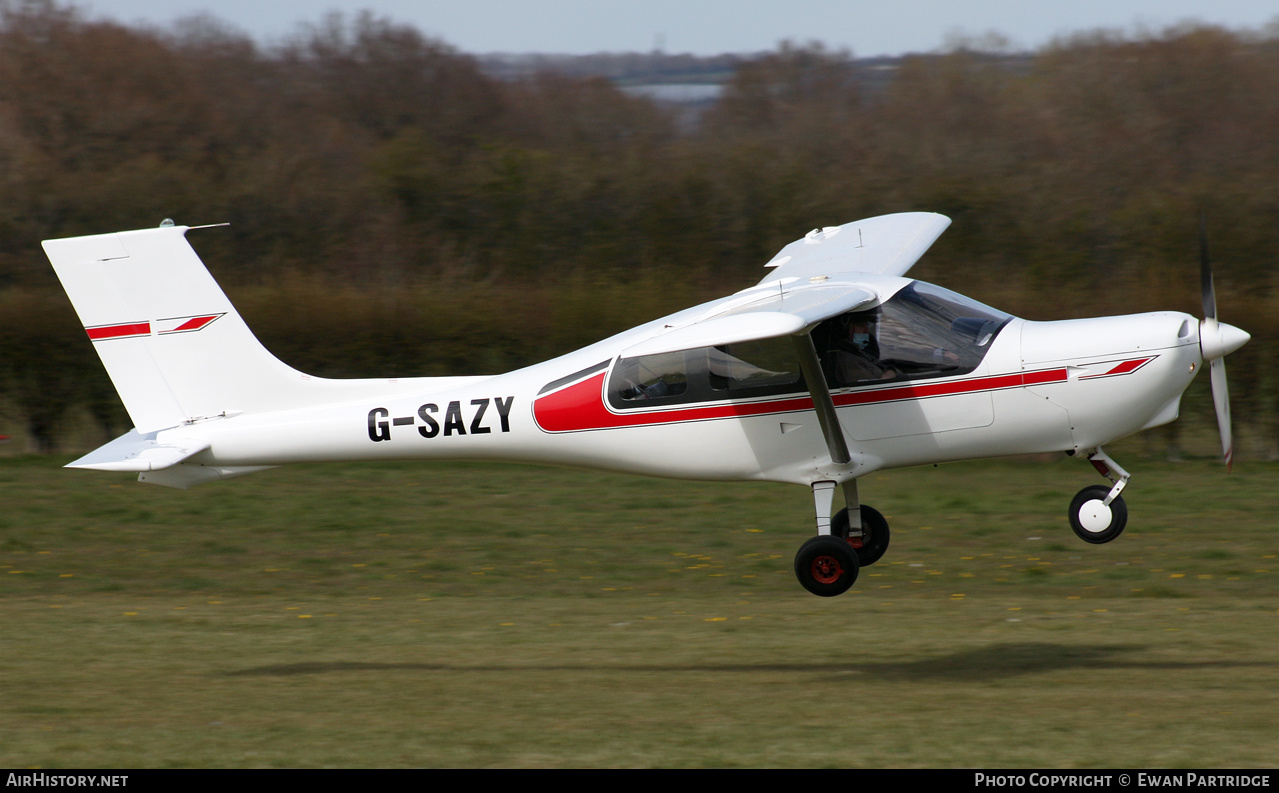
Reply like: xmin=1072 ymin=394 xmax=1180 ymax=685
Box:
xmin=621 ymin=284 xmax=877 ymax=358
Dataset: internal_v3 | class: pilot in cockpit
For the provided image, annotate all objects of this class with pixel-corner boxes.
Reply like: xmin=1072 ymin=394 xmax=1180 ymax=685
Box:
xmin=830 ymin=311 xmax=897 ymax=385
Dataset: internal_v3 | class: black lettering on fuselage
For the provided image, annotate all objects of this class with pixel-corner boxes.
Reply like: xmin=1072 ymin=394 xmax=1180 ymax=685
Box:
xmin=368 ymin=396 xmax=515 ymax=441
xmin=417 ymin=403 xmax=439 ymax=438
xmin=368 ymin=408 xmax=390 ymax=442
xmin=469 ymin=398 xmax=491 ymax=434
xmin=442 ymin=400 xmax=467 ymax=436
xmin=494 ymin=396 xmax=514 ymax=432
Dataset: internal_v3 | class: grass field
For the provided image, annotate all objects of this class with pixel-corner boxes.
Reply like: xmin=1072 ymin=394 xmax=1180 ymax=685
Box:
xmin=1 ymin=450 xmax=1276 ymax=768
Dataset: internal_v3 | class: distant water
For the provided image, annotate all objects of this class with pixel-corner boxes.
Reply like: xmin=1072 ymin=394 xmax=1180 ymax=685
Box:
xmin=620 ymin=84 xmax=724 ymax=103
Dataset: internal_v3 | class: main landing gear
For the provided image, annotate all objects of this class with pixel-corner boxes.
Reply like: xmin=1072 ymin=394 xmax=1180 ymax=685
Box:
xmin=794 ymin=479 xmax=891 ymax=597
xmin=1068 ymin=447 xmax=1130 ymax=544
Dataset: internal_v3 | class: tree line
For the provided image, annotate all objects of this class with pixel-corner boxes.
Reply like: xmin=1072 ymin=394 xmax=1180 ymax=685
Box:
xmin=0 ymin=0 xmax=1276 ymax=455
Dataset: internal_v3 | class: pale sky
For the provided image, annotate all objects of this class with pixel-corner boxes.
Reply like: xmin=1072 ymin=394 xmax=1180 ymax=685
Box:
xmin=72 ymin=0 xmax=1279 ymax=57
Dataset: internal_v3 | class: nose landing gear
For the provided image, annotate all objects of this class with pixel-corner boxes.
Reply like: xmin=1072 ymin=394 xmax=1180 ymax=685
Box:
xmin=1068 ymin=447 xmax=1130 ymax=544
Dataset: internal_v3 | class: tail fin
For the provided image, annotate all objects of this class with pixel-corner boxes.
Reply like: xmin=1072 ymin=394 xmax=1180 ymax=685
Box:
xmin=43 ymin=224 xmax=445 ymax=434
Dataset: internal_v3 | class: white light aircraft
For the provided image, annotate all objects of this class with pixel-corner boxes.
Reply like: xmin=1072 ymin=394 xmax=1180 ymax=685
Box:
xmin=43 ymin=213 xmax=1250 ymax=596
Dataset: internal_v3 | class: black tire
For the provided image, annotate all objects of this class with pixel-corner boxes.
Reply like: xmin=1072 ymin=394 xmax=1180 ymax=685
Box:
xmin=794 ymin=535 xmax=860 ymax=597
xmin=831 ymin=505 xmax=891 ymax=566
xmin=1068 ymin=485 xmax=1128 ymax=544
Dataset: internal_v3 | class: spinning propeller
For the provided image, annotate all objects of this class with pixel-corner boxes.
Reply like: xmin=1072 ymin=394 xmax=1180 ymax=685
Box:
xmin=1197 ymin=220 xmax=1251 ymax=470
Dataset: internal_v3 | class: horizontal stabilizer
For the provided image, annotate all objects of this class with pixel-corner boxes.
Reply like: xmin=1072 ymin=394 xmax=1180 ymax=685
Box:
xmin=67 ymin=429 xmax=209 ymax=472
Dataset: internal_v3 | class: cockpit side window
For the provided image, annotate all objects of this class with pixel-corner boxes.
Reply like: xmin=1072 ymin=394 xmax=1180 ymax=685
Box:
xmin=606 ymin=281 xmax=1012 ymax=409
xmin=707 ymin=337 xmax=802 ymax=396
xmin=607 ymin=338 xmax=803 ymax=410
xmin=817 ymin=282 xmax=1011 ymax=387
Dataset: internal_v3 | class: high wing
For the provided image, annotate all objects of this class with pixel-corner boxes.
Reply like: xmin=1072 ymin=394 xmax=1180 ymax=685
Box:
xmin=760 ymin=212 xmax=951 ymax=283
xmin=618 ymin=212 xmax=951 ymax=477
xmin=621 ymin=283 xmax=877 ymax=358
xmin=621 ymin=212 xmax=950 ymax=358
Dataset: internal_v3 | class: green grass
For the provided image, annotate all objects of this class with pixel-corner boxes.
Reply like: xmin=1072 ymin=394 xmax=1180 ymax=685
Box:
xmin=1 ymin=453 xmax=1277 ymax=767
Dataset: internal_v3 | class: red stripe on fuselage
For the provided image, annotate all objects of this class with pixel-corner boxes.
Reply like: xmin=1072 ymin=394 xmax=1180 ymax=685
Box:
xmin=533 ymin=366 xmax=1076 ymax=433
xmin=85 ymin=322 xmax=150 ymax=341
xmin=1079 ymin=357 xmax=1154 ymax=379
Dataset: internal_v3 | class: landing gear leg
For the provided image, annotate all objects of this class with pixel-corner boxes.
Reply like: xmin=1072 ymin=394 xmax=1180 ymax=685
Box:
xmin=811 ymin=480 xmax=837 ymax=536
xmin=1068 ymin=447 xmax=1130 ymax=544
xmin=795 ymin=480 xmax=860 ymax=596
xmin=830 ymin=479 xmax=891 ymax=566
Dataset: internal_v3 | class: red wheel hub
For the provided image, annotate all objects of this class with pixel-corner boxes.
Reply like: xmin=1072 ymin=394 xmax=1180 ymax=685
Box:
xmin=810 ymin=555 xmax=845 ymax=584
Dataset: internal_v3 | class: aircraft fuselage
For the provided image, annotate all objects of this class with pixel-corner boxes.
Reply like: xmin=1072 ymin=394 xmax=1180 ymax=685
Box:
xmin=160 ymin=300 xmax=1202 ymax=488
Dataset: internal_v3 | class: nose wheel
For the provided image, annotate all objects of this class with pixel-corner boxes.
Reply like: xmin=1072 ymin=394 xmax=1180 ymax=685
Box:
xmin=1069 ymin=447 xmax=1130 ymax=544
xmin=1068 ymin=484 xmax=1128 ymax=544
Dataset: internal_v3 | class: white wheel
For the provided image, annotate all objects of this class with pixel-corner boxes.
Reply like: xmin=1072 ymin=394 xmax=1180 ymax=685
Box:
xmin=1068 ymin=485 xmax=1127 ymax=544
xmin=1076 ymin=499 xmax=1113 ymax=533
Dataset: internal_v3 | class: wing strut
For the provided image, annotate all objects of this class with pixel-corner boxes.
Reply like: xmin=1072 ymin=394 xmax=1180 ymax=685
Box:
xmin=790 ymin=333 xmax=850 ymax=465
